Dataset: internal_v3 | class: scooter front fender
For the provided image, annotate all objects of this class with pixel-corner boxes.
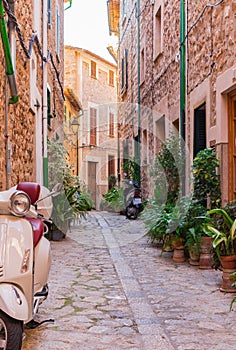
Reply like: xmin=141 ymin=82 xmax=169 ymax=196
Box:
xmin=0 ymin=283 xmax=29 ymax=321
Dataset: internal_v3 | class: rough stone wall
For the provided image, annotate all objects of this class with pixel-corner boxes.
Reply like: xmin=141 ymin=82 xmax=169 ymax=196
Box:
xmin=64 ymin=47 xmax=79 ymax=92
xmin=0 ymin=1 xmax=35 ymax=189
xmin=47 ymin=0 xmax=65 ymax=140
xmin=187 ymin=1 xmax=234 ymax=128
xmin=119 ymin=0 xmax=180 ymax=118
xmin=0 ymin=0 xmax=65 ymax=189
xmin=119 ymin=0 xmax=181 ymax=198
xmin=118 ymin=0 xmax=235 ymax=199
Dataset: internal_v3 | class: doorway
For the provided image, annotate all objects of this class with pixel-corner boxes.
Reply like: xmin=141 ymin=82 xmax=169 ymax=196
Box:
xmin=228 ymin=91 xmax=236 ymax=201
xmin=88 ymin=161 xmax=97 ymax=207
xmin=108 ymin=155 xmax=116 ymax=189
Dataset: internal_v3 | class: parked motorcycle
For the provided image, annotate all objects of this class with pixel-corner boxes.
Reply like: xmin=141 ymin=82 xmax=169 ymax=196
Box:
xmin=0 ymin=181 xmax=62 ymax=349
xmin=123 ymin=179 xmax=143 ymax=219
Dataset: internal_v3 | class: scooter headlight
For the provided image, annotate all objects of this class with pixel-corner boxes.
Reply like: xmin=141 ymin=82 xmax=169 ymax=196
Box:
xmin=9 ymin=191 xmax=31 ymax=217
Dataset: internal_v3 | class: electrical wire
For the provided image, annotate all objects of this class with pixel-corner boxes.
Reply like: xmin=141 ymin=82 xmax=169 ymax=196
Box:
xmin=181 ymin=0 xmax=225 ymax=46
xmin=2 ymin=0 xmax=65 ymax=101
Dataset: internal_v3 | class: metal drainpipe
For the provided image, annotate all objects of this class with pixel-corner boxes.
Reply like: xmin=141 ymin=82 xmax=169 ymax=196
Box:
xmin=64 ymin=0 xmax=72 ymax=11
xmin=0 ymin=0 xmax=18 ymax=104
xmin=137 ymin=0 xmax=141 ymax=188
xmin=180 ymin=0 xmax=186 ymax=195
xmin=180 ymin=0 xmax=186 ymax=141
xmin=43 ymin=0 xmax=48 ymax=187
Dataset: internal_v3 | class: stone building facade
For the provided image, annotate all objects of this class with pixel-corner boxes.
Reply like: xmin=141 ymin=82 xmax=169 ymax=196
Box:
xmin=64 ymin=46 xmax=117 ymax=209
xmin=108 ymin=0 xmax=236 ymax=205
xmin=0 ymin=0 xmax=67 ymax=190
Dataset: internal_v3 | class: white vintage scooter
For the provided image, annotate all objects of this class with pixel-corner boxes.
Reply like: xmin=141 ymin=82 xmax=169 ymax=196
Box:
xmin=0 ymin=181 xmax=62 ymax=350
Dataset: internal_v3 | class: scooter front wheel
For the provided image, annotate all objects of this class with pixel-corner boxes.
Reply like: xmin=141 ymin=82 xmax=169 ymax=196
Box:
xmin=125 ymin=206 xmax=138 ymax=220
xmin=0 ymin=311 xmax=23 ymax=350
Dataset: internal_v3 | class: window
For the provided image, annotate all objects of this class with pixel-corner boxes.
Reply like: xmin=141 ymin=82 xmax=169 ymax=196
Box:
xmin=108 ymin=156 xmax=116 ymax=189
xmin=90 ymin=107 xmax=97 ymax=146
xmin=91 ymin=61 xmax=97 ymax=79
xmin=153 ymin=5 xmax=162 ymax=59
xmin=193 ymin=103 xmax=206 ymax=158
xmin=47 ymin=88 xmax=51 ymax=127
xmin=140 ymin=47 xmax=145 ymax=84
xmin=47 ymin=0 xmax=52 ymax=26
xmin=109 ymin=112 xmax=115 ymax=137
xmin=109 ymin=70 xmax=114 ymax=86
xmin=121 ymin=49 xmax=128 ymax=93
xmin=56 ymin=6 xmax=60 ymax=56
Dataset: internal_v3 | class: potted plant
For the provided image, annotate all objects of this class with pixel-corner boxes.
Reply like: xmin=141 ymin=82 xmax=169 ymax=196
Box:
xmin=185 ymin=228 xmax=201 ymax=265
xmin=204 ymin=208 xmax=236 ymax=292
xmin=47 ymin=139 xmax=93 ymax=239
xmin=191 ymin=148 xmax=221 ymax=269
xmin=192 ymin=148 xmax=221 ymax=209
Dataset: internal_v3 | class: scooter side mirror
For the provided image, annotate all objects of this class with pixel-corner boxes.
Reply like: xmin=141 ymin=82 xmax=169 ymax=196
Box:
xmin=35 ymin=183 xmax=63 ymax=204
xmin=51 ymin=183 xmax=63 ymax=195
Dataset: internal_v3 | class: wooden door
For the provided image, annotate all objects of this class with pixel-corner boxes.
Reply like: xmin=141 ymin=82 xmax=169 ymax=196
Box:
xmin=228 ymin=92 xmax=236 ymax=201
xmin=88 ymin=162 xmax=97 ymax=207
xmin=108 ymin=155 xmax=116 ymax=189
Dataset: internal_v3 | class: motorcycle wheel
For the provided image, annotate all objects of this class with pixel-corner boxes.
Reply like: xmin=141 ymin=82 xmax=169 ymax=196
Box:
xmin=126 ymin=206 xmax=138 ymax=220
xmin=0 ymin=311 xmax=23 ymax=350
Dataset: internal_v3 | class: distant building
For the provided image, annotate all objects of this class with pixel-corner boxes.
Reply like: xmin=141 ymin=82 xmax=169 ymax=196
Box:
xmin=64 ymin=46 xmax=118 ymax=208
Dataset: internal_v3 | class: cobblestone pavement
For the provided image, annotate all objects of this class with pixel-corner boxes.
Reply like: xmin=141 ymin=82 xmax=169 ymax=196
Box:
xmin=22 ymin=211 xmax=236 ymax=350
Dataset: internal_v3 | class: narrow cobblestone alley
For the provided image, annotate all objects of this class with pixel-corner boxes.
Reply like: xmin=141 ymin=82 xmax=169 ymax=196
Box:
xmin=22 ymin=211 xmax=236 ymax=350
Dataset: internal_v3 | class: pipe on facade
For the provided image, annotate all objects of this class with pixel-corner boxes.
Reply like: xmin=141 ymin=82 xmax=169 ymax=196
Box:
xmin=180 ymin=0 xmax=186 ymax=141
xmin=136 ymin=0 xmax=141 ymax=188
xmin=64 ymin=0 xmax=72 ymax=11
xmin=180 ymin=0 xmax=186 ymax=195
xmin=43 ymin=0 xmax=48 ymax=187
xmin=0 ymin=0 xmax=18 ymax=104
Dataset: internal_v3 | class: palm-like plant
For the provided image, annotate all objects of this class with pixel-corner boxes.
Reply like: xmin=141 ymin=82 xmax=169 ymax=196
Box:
xmin=204 ymin=208 xmax=236 ymax=258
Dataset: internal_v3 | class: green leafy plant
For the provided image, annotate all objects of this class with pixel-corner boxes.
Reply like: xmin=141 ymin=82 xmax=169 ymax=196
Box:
xmin=151 ymin=133 xmax=184 ymax=205
xmin=48 ymin=139 xmax=93 ymax=233
xmin=142 ymin=200 xmax=174 ymax=246
xmin=192 ymin=148 xmax=221 ymax=209
xmin=143 ymin=134 xmax=186 ymax=248
xmin=101 ymin=187 xmax=124 ymax=212
xmin=204 ymin=208 xmax=236 ymax=258
xmin=185 ymin=228 xmax=202 ymax=252
xmin=123 ymin=156 xmax=139 ymax=183
xmin=108 ymin=174 xmax=117 ymax=189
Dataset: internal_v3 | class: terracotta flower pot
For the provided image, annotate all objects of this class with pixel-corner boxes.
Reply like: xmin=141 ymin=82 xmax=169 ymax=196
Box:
xmin=188 ymin=244 xmax=200 ymax=266
xmin=220 ymin=255 xmax=236 ymax=293
xmin=172 ymin=238 xmax=185 ymax=263
xmin=220 ymin=255 xmax=236 ymax=269
xmin=199 ymin=236 xmax=214 ymax=269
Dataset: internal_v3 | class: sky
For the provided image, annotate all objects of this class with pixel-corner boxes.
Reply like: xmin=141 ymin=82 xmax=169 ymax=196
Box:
xmin=64 ymin=0 xmax=116 ymax=63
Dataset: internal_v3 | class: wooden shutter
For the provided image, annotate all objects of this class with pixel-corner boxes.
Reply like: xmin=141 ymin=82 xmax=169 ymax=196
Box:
xmin=109 ymin=70 xmax=114 ymax=86
xmin=194 ymin=103 xmax=206 ymax=158
xmin=109 ymin=112 xmax=114 ymax=137
xmin=90 ymin=108 xmax=97 ymax=146
xmin=91 ymin=61 xmax=96 ymax=79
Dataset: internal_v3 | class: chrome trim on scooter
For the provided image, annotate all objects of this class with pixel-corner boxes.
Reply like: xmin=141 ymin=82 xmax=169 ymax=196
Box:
xmin=0 ymin=284 xmax=28 ymax=321
xmin=0 ymin=224 xmax=7 ymax=277
xmin=9 ymin=191 xmax=31 ymax=217
xmin=21 ymin=249 xmax=31 ymax=273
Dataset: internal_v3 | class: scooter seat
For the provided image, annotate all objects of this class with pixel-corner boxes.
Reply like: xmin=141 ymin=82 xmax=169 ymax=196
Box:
xmin=25 ymin=217 xmax=44 ymax=247
xmin=17 ymin=182 xmax=40 ymax=205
